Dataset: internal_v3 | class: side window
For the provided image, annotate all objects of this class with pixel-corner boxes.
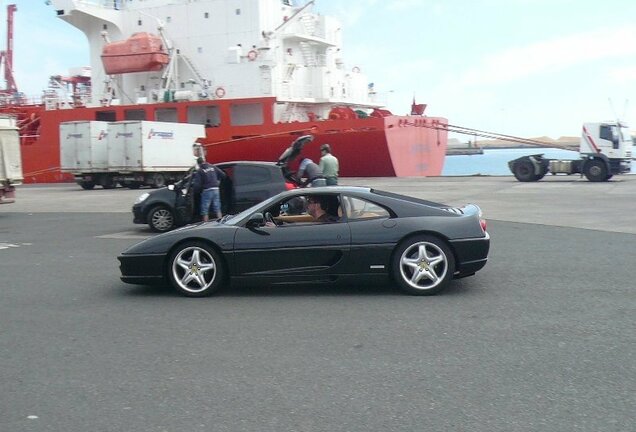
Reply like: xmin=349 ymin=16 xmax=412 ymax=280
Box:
xmin=343 ymin=196 xmax=389 ymax=220
xmin=234 ymin=166 xmax=272 ymax=186
xmin=599 ymin=125 xmax=612 ymax=141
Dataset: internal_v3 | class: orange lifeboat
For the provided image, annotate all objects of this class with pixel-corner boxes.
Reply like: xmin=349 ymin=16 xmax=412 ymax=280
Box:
xmin=101 ymin=33 xmax=169 ymax=75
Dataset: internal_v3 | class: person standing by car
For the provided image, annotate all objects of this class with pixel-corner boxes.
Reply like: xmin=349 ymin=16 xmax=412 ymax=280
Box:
xmin=319 ymin=143 xmax=339 ymax=186
xmin=296 ymin=156 xmax=326 ymax=187
xmin=193 ymin=157 xmax=226 ymax=222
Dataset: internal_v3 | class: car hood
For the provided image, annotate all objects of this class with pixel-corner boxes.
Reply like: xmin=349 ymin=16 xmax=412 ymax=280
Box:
xmin=121 ymin=221 xmax=238 ymax=255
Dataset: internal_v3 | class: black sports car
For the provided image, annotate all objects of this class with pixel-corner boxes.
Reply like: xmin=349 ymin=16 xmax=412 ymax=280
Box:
xmin=118 ymin=187 xmax=490 ymax=296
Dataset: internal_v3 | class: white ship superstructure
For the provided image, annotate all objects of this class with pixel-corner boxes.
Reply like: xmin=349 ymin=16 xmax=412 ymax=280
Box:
xmin=50 ymin=0 xmax=381 ymax=121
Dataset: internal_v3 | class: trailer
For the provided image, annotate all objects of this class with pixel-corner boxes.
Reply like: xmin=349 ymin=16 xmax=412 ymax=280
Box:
xmin=508 ymin=122 xmax=632 ymax=182
xmin=61 ymin=121 xmax=205 ymax=189
xmin=0 ymin=115 xmax=22 ymax=204
xmin=60 ymin=121 xmax=110 ymax=189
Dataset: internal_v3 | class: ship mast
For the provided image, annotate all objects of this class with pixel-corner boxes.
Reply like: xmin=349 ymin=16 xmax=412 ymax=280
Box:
xmin=0 ymin=3 xmax=18 ymax=95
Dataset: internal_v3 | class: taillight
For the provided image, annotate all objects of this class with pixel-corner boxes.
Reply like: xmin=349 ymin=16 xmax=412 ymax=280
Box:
xmin=478 ymin=207 xmax=487 ymax=232
xmin=285 ymin=181 xmax=296 ymax=190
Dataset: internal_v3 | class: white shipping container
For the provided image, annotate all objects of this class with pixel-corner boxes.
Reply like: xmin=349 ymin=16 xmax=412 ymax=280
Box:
xmin=0 ymin=116 xmax=23 ymax=183
xmin=60 ymin=121 xmax=110 ymax=172
xmin=107 ymin=121 xmax=205 ymax=172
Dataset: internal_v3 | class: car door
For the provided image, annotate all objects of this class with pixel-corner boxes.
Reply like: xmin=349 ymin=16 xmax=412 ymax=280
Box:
xmin=341 ymin=195 xmax=396 ymax=274
xmin=173 ymin=172 xmax=196 ymax=225
xmin=233 ymin=221 xmax=351 ymax=279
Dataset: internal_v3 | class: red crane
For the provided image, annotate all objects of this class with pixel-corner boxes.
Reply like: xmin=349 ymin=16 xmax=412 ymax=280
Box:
xmin=0 ymin=4 xmax=18 ymax=95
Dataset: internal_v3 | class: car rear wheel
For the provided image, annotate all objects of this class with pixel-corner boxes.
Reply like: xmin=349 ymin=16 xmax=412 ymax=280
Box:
xmin=392 ymin=235 xmax=455 ymax=295
xmin=147 ymin=206 xmax=175 ymax=232
xmin=168 ymin=242 xmax=225 ymax=297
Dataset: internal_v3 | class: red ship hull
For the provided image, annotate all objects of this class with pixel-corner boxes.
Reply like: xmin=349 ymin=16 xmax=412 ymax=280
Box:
xmin=2 ymin=97 xmax=447 ymax=183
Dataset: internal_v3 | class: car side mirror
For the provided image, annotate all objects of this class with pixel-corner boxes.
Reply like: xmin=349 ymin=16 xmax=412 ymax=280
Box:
xmin=246 ymin=213 xmax=264 ymax=228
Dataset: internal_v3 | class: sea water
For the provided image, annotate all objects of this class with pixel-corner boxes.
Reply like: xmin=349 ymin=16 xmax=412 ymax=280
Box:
xmin=442 ymin=147 xmax=636 ymax=176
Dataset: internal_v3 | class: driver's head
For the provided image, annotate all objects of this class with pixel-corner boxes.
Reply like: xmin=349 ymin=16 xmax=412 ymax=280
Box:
xmin=306 ymin=196 xmax=326 ymax=218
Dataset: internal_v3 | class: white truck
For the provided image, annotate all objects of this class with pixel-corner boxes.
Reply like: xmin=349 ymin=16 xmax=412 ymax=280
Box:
xmin=0 ymin=116 xmax=23 ymax=204
xmin=508 ymin=121 xmax=633 ymax=182
xmin=61 ymin=121 xmax=205 ymax=189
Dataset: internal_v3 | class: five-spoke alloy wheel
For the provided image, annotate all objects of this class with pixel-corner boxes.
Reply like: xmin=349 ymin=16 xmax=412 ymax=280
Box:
xmin=168 ymin=242 xmax=224 ymax=297
xmin=392 ymin=235 xmax=455 ymax=295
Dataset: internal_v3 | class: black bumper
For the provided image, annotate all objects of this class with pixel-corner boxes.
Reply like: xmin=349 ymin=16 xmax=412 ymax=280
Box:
xmin=118 ymin=253 xmax=166 ymax=285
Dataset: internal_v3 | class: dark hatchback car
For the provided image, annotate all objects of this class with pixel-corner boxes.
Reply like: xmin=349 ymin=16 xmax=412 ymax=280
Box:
xmin=133 ymin=161 xmax=296 ymax=232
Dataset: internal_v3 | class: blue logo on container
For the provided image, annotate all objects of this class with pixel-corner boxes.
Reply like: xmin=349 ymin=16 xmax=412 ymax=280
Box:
xmin=148 ymin=129 xmax=174 ymax=139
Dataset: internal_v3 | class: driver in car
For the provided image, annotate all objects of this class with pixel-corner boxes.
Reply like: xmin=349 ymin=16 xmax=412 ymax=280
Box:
xmin=265 ymin=195 xmax=339 ymax=226
xmin=306 ymin=196 xmax=339 ymax=222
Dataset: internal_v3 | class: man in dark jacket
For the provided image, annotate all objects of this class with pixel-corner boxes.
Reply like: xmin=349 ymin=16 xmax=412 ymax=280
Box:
xmin=193 ymin=157 xmax=226 ymax=222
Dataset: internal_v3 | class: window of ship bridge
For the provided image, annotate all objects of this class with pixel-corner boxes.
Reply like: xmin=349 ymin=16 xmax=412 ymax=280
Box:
xmin=156 ymin=108 xmax=178 ymax=123
xmin=125 ymin=109 xmax=146 ymax=121
xmin=187 ymin=105 xmax=221 ymax=128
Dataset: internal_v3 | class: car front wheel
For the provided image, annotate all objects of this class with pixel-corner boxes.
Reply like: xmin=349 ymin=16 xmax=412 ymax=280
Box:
xmin=147 ymin=206 xmax=175 ymax=232
xmin=168 ymin=242 xmax=225 ymax=297
xmin=392 ymin=235 xmax=455 ymax=295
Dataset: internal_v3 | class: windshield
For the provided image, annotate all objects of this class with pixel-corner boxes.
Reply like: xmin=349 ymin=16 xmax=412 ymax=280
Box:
xmin=619 ymin=126 xmax=632 ymax=143
xmin=218 ymin=193 xmax=287 ymax=225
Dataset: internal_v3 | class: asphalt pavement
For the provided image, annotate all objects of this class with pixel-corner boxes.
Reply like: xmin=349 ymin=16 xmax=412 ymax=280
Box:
xmin=1 ymin=176 xmax=635 ymax=431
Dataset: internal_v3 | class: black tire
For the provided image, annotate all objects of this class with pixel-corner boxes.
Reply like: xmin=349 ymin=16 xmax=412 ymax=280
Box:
xmin=151 ymin=173 xmax=166 ymax=188
xmin=147 ymin=206 xmax=175 ymax=233
xmin=168 ymin=241 xmax=225 ymax=297
xmin=392 ymin=234 xmax=455 ymax=295
xmin=80 ymin=181 xmax=95 ymax=190
xmin=583 ymin=159 xmax=608 ymax=182
xmin=127 ymin=182 xmax=142 ymax=189
xmin=513 ymin=160 xmax=538 ymax=182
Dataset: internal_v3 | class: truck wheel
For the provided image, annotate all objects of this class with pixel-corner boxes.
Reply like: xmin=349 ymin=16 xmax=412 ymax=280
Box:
xmin=583 ymin=159 xmax=608 ymax=182
xmin=80 ymin=181 xmax=95 ymax=190
xmin=127 ymin=182 xmax=142 ymax=189
xmin=147 ymin=206 xmax=175 ymax=232
xmin=152 ymin=173 xmax=166 ymax=188
xmin=513 ymin=160 xmax=538 ymax=182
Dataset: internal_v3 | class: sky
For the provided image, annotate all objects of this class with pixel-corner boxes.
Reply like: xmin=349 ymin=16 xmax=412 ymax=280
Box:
xmin=2 ymin=0 xmax=636 ymax=140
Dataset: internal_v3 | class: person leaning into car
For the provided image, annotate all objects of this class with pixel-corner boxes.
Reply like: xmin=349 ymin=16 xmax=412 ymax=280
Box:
xmin=193 ymin=157 xmax=226 ymax=222
xmin=296 ymin=156 xmax=326 ymax=187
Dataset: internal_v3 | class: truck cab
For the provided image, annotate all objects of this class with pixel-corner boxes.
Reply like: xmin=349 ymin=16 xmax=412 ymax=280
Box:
xmin=509 ymin=121 xmax=632 ymax=182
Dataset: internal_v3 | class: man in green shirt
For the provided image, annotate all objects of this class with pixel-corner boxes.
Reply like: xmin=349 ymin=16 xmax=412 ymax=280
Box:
xmin=319 ymin=144 xmax=339 ymax=186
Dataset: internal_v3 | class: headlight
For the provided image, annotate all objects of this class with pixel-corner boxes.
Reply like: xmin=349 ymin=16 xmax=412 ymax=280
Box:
xmin=134 ymin=192 xmax=150 ymax=204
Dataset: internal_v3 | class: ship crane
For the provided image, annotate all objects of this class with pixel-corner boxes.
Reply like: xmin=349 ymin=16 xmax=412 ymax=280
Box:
xmin=0 ymin=4 xmax=18 ymax=97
